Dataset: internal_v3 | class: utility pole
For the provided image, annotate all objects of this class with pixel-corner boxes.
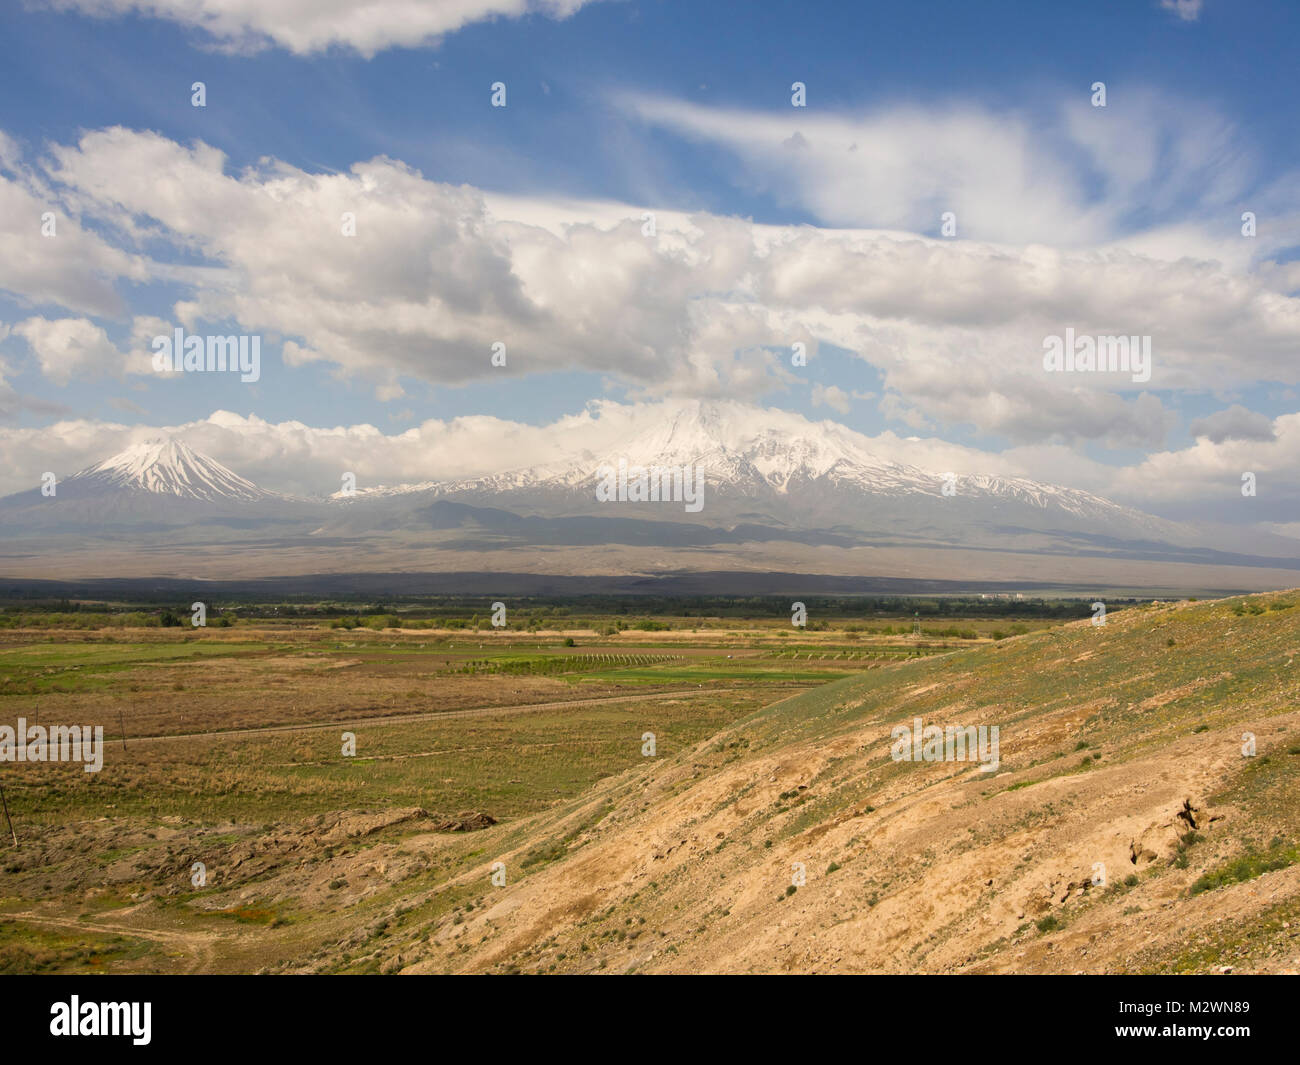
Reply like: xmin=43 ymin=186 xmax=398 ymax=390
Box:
xmin=0 ymin=778 xmax=16 ymax=848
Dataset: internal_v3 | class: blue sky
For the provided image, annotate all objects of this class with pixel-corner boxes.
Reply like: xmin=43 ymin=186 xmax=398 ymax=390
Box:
xmin=0 ymin=0 xmax=1297 ymax=523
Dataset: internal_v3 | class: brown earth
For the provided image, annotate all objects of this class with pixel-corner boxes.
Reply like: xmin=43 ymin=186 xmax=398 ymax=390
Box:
xmin=386 ymin=593 xmax=1300 ymax=974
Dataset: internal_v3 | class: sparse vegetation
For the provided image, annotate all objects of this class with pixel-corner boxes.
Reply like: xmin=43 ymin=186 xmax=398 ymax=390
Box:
xmin=1 ymin=589 xmax=1297 ymax=974
xmin=1189 ymin=844 xmax=1300 ymax=897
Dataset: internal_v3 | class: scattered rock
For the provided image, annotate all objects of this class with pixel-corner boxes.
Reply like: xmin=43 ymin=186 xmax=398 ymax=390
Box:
xmin=1130 ymin=840 xmax=1159 ymax=865
xmin=431 ymin=811 xmax=497 ymax=833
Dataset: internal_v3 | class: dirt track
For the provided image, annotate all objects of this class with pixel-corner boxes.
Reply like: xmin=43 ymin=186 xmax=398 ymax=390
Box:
xmin=122 ymin=685 xmax=810 ymax=745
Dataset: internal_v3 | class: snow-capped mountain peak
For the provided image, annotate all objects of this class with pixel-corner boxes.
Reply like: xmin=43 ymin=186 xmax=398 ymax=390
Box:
xmin=66 ymin=436 xmax=271 ymax=502
xmin=324 ymin=399 xmax=1170 ymax=537
xmin=610 ymin=401 xmax=916 ymax=490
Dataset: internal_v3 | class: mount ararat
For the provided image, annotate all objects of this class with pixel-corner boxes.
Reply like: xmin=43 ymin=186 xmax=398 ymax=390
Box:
xmin=2 ymin=403 xmax=1296 ymax=591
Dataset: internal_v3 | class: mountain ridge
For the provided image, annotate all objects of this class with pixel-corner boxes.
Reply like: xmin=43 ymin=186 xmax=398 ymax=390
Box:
xmin=4 ymin=404 xmax=1298 ymax=585
xmin=0 ymin=406 xmax=1184 ymax=537
xmin=326 ymin=401 xmax=1173 ymax=536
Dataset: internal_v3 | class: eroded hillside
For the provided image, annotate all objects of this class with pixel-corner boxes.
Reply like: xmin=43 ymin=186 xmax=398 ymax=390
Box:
xmin=398 ymin=592 xmax=1300 ymax=974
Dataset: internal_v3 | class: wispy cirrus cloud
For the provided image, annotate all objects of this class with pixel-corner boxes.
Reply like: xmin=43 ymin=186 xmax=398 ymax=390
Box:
xmin=619 ymin=89 xmax=1288 ymax=252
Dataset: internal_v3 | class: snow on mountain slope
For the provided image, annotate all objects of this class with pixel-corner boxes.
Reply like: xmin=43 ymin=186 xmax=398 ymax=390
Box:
xmin=330 ymin=404 xmax=922 ymax=499
xmin=64 ymin=437 xmax=273 ymax=503
xmin=330 ymin=401 xmax=1168 ymax=534
xmin=1 ymin=407 xmax=1174 ymax=544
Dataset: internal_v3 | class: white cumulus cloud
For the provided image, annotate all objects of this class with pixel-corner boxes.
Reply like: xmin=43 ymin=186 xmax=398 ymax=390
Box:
xmin=42 ymin=0 xmax=608 ymax=56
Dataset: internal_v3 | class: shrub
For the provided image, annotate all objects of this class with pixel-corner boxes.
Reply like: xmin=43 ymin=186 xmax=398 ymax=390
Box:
xmin=1190 ymin=845 xmax=1300 ymax=896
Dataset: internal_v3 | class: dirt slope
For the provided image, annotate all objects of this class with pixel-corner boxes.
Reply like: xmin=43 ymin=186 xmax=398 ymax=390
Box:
xmin=390 ymin=592 xmax=1300 ymax=974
